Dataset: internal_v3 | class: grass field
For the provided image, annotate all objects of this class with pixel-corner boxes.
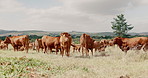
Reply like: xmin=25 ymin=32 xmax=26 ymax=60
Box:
xmin=0 ymin=45 xmax=148 ymax=78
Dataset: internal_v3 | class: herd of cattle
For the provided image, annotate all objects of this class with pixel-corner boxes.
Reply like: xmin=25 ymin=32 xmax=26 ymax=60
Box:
xmin=0 ymin=32 xmax=148 ymax=57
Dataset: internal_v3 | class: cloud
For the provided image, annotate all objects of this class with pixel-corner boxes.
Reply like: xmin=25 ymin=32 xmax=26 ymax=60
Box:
xmin=0 ymin=0 xmax=25 ymax=13
xmin=0 ymin=0 xmax=148 ymax=32
xmin=60 ymin=0 xmax=129 ymax=15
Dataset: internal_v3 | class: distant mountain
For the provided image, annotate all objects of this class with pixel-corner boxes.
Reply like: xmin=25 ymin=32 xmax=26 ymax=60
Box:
xmin=0 ymin=29 xmax=49 ymax=36
xmin=0 ymin=29 xmax=148 ymax=36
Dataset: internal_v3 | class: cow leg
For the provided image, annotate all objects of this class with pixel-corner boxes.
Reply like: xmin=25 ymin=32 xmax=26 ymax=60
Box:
xmin=55 ymin=48 xmax=58 ymax=55
xmin=44 ymin=46 xmax=47 ymax=54
xmin=16 ymin=46 xmax=19 ymax=51
xmin=26 ymin=44 xmax=29 ymax=53
xmin=22 ymin=42 xmax=28 ymax=53
xmin=78 ymin=48 xmax=80 ymax=52
xmin=66 ymin=48 xmax=69 ymax=57
xmin=65 ymin=48 xmax=67 ymax=56
xmin=55 ymin=46 xmax=58 ymax=55
xmin=36 ymin=47 xmax=38 ymax=52
xmin=82 ymin=47 xmax=84 ymax=56
xmin=85 ymin=48 xmax=89 ymax=56
xmin=91 ymin=49 xmax=93 ymax=56
xmin=13 ymin=46 xmax=16 ymax=51
xmin=49 ymin=47 xmax=52 ymax=54
xmin=41 ymin=48 xmax=43 ymax=52
xmin=6 ymin=44 xmax=8 ymax=50
xmin=95 ymin=48 xmax=98 ymax=52
xmin=12 ymin=44 xmax=16 ymax=52
xmin=37 ymin=47 xmax=39 ymax=52
xmin=60 ymin=47 xmax=64 ymax=57
xmin=67 ymin=46 xmax=70 ymax=57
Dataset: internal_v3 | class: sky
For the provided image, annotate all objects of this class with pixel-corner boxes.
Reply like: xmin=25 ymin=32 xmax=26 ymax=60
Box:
xmin=0 ymin=0 xmax=148 ymax=32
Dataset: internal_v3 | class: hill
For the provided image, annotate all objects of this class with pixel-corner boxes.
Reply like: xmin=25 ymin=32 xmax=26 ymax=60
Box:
xmin=0 ymin=29 xmax=148 ymax=36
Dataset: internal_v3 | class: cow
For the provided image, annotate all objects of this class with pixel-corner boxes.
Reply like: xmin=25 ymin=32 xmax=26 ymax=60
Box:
xmin=108 ymin=39 xmax=114 ymax=46
xmin=42 ymin=36 xmax=61 ymax=54
xmin=60 ymin=32 xmax=72 ymax=57
xmin=113 ymin=37 xmax=148 ymax=53
xmin=93 ymin=41 xmax=106 ymax=52
xmin=100 ymin=39 xmax=109 ymax=48
xmin=34 ymin=39 xmax=43 ymax=52
xmin=80 ymin=33 xmax=95 ymax=56
xmin=0 ymin=41 xmax=8 ymax=50
xmin=3 ymin=35 xmax=29 ymax=53
xmin=71 ymin=44 xmax=81 ymax=52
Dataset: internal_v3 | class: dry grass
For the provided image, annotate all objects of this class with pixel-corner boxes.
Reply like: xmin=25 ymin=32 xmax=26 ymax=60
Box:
xmin=0 ymin=45 xmax=148 ymax=78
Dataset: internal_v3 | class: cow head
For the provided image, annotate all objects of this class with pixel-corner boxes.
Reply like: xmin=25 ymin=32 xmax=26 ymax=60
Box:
xmin=60 ymin=32 xmax=71 ymax=37
xmin=113 ymin=37 xmax=123 ymax=46
xmin=121 ymin=42 xmax=129 ymax=52
xmin=4 ymin=37 xmax=11 ymax=44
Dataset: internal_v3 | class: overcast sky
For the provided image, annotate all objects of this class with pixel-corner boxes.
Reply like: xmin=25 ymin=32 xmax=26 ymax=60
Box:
xmin=0 ymin=0 xmax=148 ymax=32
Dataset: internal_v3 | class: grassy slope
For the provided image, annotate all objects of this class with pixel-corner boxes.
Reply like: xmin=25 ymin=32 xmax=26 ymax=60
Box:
xmin=0 ymin=46 xmax=148 ymax=78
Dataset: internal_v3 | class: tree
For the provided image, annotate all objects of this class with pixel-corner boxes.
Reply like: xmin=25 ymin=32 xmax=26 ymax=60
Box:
xmin=111 ymin=14 xmax=134 ymax=37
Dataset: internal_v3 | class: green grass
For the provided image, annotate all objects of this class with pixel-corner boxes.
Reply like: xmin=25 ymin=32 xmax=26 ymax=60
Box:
xmin=0 ymin=56 xmax=51 ymax=78
xmin=0 ymin=45 xmax=148 ymax=78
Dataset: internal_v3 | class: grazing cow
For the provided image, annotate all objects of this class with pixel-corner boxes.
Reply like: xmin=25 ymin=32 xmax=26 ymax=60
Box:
xmin=71 ymin=44 xmax=81 ymax=52
xmin=93 ymin=41 xmax=100 ymax=52
xmin=3 ymin=35 xmax=29 ymax=53
xmin=0 ymin=41 xmax=8 ymax=50
xmin=113 ymin=37 xmax=148 ymax=53
xmin=42 ymin=36 xmax=61 ymax=54
xmin=34 ymin=39 xmax=43 ymax=52
xmin=93 ymin=41 xmax=106 ymax=52
xmin=108 ymin=39 xmax=114 ymax=46
xmin=60 ymin=32 xmax=72 ymax=57
xmin=100 ymin=39 xmax=109 ymax=48
xmin=80 ymin=33 xmax=95 ymax=56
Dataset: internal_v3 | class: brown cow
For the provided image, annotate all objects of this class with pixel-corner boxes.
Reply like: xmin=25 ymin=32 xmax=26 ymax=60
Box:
xmin=93 ymin=41 xmax=106 ymax=52
xmin=100 ymin=39 xmax=109 ymax=48
xmin=71 ymin=44 xmax=81 ymax=52
xmin=0 ymin=41 xmax=8 ymax=50
xmin=80 ymin=33 xmax=95 ymax=56
xmin=42 ymin=36 xmax=61 ymax=54
xmin=60 ymin=32 xmax=72 ymax=57
xmin=34 ymin=39 xmax=43 ymax=52
xmin=113 ymin=37 xmax=148 ymax=53
xmin=108 ymin=39 xmax=114 ymax=46
xmin=4 ymin=35 xmax=29 ymax=53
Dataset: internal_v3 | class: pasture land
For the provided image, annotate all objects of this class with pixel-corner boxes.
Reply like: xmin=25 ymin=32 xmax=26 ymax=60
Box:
xmin=0 ymin=46 xmax=148 ymax=78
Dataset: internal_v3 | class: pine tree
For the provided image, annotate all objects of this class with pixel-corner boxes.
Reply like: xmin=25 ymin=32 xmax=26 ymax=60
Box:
xmin=111 ymin=14 xmax=133 ymax=37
